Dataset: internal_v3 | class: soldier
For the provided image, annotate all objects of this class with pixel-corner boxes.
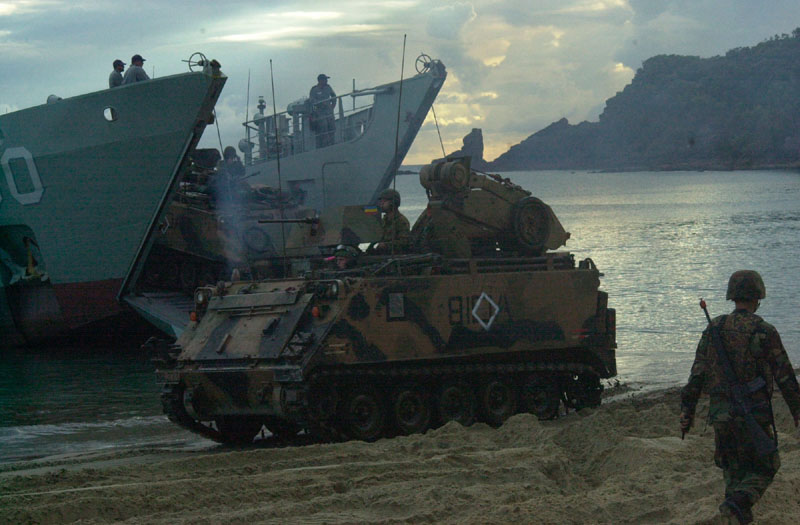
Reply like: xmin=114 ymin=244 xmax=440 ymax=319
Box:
xmin=309 ymin=73 xmax=336 ymax=147
xmin=219 ymin=146 xmax=245 ymax=179
xmin=332 ymin=244 xmax=359 ymax=270
xmin=109 ymin=59 xmax=125 ymax=88
xmin=122 ymin=54 xmax=150 ymax=85
xmin=680 ymin=270 xmax=800 ymax=524
xmin=370 ymin=188 xmax=410 ymax=254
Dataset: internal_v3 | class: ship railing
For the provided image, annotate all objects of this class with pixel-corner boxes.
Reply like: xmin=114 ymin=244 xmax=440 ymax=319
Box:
xmin=241 ymin=87 xmax=393 ymax=165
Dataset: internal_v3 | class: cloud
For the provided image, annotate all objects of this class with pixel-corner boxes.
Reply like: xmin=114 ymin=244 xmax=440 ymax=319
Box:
xmin=425 ymin=3 xmax=477 ymax=40
xmin=2 ymin=0 xmax=799 ymax=166
xmin=210 ymin=24 xmax=387 ymax=44
xmin=557 ymin=0 xmax=631 ymax=15
xmin=0 ymin=0 xmax=56 ymax=17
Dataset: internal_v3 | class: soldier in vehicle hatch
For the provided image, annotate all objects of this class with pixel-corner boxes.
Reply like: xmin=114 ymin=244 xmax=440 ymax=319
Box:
xmin=680 ymin=270 xmax=800 ymax=525
xmin=330 ymin=244 xmax=360 ymax=270
xmin=369 ymin=188 xmax=410 ymax=255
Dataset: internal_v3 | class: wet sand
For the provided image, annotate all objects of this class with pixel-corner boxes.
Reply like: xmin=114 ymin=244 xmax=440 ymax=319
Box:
xmin=1 ymin=387 xmax=798 ymax=525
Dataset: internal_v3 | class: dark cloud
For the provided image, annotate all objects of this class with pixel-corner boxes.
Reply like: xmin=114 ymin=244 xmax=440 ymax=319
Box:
xmin=3 ymin=0 xmax=799 ymax=163
xmin=618 ymin=0 xmax=800 ymax=67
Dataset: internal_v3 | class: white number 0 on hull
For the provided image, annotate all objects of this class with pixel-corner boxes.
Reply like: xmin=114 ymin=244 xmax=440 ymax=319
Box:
xmin=0 ymin=146 xmax=44 ymax=206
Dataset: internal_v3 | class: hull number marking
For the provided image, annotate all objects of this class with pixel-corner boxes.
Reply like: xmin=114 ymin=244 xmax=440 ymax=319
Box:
xmin=1 ymin=146 xmax=44 ymax=206
xmin=448 ymin=293 xmax=504 ymax=330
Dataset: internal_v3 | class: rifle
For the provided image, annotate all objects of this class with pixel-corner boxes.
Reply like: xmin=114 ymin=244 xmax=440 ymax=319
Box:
xmin=699 ymin=299 xmax=777 ymax=456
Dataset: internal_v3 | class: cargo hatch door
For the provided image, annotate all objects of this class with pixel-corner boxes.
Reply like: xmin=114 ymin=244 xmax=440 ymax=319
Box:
xmin=185 ymin=292 xmax=313 ymax=361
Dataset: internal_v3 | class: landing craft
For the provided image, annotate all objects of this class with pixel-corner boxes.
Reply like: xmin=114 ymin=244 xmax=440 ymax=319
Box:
xmin=151 ymin=157 xmax=617 ymax=444
xmin=125 ymin=55 xmax=447 ymax=337
xmin=0 ymin=54 xmax=225 ymax=345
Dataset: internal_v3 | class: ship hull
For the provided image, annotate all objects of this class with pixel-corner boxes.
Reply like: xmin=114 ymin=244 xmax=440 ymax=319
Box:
xmin=0 ymin=68 xmax=225 ymax=344
xmin=245 ymin=61 xmax=446 ymax=209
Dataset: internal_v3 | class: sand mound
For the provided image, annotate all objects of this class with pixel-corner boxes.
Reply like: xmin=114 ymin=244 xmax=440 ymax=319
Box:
xmin=1 ymin=387 xmax=798 ymax=524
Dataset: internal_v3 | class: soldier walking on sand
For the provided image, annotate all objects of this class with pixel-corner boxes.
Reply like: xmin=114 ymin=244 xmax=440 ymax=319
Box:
xmin=680 ymin=270 xmax=800 ymax=524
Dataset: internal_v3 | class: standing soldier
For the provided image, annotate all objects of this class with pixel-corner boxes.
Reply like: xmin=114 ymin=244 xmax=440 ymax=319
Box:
xmin=109 ymin=59 xmax=125 ymax=88
xmin=680 ymin=270 xmax=800 ymax=524
xmin=309 ymin=73 xmax=336 ymax=147
xmin=370 ymin=188 xmax=410 ymax=255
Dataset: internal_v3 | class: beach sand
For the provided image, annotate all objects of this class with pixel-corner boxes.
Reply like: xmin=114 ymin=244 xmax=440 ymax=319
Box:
xmin=1 ymin=386 xmax=798 ymax=524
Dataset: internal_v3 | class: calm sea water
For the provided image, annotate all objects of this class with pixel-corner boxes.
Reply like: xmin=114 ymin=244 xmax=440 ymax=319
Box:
xmin=2 ymin=169 xmax=799 ymax=463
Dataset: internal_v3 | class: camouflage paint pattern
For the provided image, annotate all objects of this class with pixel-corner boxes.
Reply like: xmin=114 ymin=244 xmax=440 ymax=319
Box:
xmin=161 ymin=252 xmax=615 ymax=421
xmin=154 ymin=158 xmax=615 ymax=442
xmin=413 ymin=159 xmax=569 ymax=257
xmin=681 ymin=309 xmax=800 ymax=508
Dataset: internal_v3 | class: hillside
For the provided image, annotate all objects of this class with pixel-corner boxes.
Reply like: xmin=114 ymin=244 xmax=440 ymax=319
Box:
xmin=487 ymin=29 xmax=800 ymax=171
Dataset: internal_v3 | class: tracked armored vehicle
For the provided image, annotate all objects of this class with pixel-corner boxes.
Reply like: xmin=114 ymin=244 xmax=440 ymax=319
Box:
xmin=140 ymin=149 xmax=314 ymax=293
xmin=153 ymin=158 xmax=616 ymax=444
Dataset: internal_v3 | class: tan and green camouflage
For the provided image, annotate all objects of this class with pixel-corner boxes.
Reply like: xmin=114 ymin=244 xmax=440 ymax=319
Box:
xmin=681 ymin=309 xmax=800 ymax=511
xmin=142 ymin=158 xmax=316 ymax=290
xmin=412 ymin=158 xmax=569 ymax=257
xmin=153 ymin=158 xmax=616 ymax=445
xmin=726 ymin=270 xmax=766 ymax=301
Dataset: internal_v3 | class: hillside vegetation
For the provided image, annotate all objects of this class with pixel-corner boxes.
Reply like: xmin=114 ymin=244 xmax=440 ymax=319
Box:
xmin=489 ymin=29 xmax=800 ymax=171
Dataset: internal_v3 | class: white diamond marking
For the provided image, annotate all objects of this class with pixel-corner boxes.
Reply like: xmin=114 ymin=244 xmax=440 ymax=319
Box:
xmin=471 ymin=292 xmax=500 ymax=331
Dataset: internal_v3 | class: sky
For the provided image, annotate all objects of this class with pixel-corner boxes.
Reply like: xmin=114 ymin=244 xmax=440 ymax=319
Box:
xmin=2 ymin=0 xmax=800 ymax=163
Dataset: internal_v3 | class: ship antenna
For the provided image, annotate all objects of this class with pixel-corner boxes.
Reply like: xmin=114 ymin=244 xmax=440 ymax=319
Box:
xmin=214 ymin=108 xmax=224 ymax=153
xmin=432 ymin=104 xmax=446 ymax=157
xmin=270 ymin=59 xmax=289 ymax=277
xmin=245 ymin=69 xmax=251 ymax=161
xmin=391 ymin=33 xmax=407 ymax=257
xmin=246 ymin=69 xmax=251 ymax=122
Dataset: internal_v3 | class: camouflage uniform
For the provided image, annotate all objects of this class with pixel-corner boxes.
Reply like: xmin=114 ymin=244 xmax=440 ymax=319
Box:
xmin=372 ymin=189 xmax=410 ymax=254
xmin=681 ymin=310 xmax=800 ymax=515
xmin=376 ymin=210 xmax=410 ymax=253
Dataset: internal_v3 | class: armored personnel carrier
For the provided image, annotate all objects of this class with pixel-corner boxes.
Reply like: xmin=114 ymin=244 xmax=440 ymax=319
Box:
xmin=140 ymin=149 xmax=313 ymax=292
xmin=152 ymin=158 xmax=616 ymax=445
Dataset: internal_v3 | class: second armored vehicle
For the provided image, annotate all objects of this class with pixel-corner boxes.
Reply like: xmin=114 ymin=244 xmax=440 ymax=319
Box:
xmin=153 ymin=158 xmax=616 ymax=444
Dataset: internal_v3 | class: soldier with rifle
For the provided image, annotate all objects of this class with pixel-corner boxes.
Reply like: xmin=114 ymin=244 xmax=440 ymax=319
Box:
xmin=680 ymin=270 xmax=800 ymax=524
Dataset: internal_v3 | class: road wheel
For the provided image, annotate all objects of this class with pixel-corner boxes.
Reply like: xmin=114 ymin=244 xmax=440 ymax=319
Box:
xmin=520 ymin=375 xmax=560 ymax=420
xmin=480 ymin=378 xmax=517 ymax=426
xmin=437 ymin=381 xmax=475 ymax=427
xmin=393 ymin=384 xmax=432 ymax=435
xmin=214 ymin=416 xmax=263 ymax=446
xmin=342 ymin=388 xmax=387 ymax=442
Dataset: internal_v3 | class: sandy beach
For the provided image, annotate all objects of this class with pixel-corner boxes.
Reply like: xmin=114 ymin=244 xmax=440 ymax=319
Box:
xmin=1 ymin=386 xmax=798 ymax=525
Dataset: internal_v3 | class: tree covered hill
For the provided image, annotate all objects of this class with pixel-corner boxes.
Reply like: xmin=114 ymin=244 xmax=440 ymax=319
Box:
xmin=488 ymin=29 xmax=800 ymax=171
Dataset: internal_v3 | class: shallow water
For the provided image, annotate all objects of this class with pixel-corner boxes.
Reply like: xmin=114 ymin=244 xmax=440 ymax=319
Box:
xmin=2 ymin=168 xmax=799 ymax=463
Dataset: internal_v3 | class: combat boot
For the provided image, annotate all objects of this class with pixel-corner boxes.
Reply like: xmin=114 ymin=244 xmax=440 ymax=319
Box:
xmin=719 ymin=492 xmax=753 ymax=524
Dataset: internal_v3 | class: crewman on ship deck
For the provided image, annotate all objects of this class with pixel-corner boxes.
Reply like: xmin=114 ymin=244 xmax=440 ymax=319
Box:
xmin=122 ymin=54 xmax=150 ymax=84
xmin=109 ymin=59 xmax=125 ymax=88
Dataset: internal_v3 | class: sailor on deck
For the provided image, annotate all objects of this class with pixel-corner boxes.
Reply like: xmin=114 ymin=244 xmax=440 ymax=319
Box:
xmin=122 ymin=54 xmax=150 ymax=85
xmin=109 ymin=59 xmax=125 ymax=88
xmin=309 ymin=73 xmax=336 ymax=148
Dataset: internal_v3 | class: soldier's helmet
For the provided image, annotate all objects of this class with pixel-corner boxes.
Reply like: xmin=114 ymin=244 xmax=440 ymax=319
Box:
xmin=726 ymin=270 xmax=766 ymax=300
xmin=334 ymin=244 xmax=360 ymax=258
xmin=378 ymin=188 xmax=401 ymax=207
xmin=223 ymin=146 xmax=238 ymax=161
